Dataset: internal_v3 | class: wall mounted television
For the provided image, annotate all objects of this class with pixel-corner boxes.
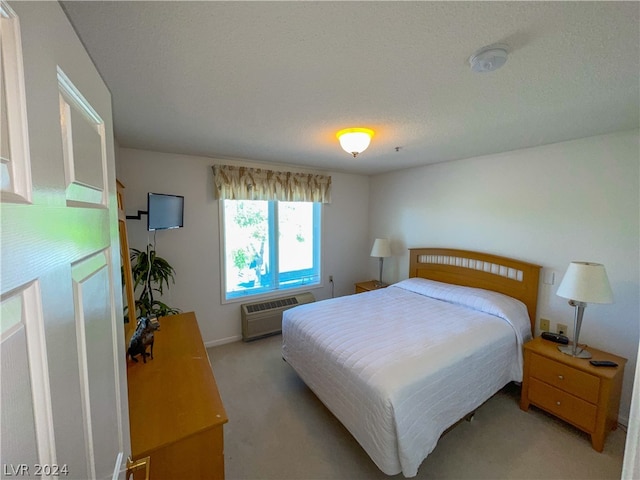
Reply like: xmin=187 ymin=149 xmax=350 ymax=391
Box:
xmin=147 ymin=192 xmax=184 ymax=231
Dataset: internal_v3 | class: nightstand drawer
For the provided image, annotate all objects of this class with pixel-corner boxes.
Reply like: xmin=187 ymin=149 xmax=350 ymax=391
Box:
xmin=529 ymin=377 xmax=597 ymax=432
xmin=529 ymin=353 xmax=600 ymax=403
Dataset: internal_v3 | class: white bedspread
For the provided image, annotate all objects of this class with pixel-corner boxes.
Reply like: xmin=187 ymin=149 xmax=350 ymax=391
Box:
xmin=282 ymin=278 xmax=532 ymax=477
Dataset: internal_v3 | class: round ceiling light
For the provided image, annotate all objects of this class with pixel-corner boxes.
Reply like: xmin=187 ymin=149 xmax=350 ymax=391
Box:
xmin=336 ymin=128 xmax=374 ymax=157
xmin=469 ymin=45 xmax=509 ymax=73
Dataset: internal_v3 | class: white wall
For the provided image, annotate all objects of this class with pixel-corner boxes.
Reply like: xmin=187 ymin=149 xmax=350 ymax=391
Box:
xmin=369 ymin=129 xmax=640 ymax=422
xmin=116 ymin=148 xmax=370 ymax=346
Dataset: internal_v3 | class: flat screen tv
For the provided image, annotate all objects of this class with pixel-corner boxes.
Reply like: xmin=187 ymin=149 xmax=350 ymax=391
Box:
xmin=147 ymin=192 xmax=184 ymax=231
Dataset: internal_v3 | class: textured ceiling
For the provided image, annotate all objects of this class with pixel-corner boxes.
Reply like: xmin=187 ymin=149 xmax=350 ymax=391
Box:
xmin=62 ymin=1 xmax=639 ymax=175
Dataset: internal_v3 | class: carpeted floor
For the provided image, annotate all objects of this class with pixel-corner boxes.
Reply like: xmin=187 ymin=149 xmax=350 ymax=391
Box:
xmin=208 ymin=334 xmax=626 ymax=480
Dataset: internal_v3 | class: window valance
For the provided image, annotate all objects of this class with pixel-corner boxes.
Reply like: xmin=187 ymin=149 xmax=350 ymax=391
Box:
xmin=212 ymin=164 xmax=331 ymax=203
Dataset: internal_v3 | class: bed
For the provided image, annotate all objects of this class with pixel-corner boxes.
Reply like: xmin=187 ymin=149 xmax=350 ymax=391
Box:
xmin=282 ymin=248 xmax=541 ymax=477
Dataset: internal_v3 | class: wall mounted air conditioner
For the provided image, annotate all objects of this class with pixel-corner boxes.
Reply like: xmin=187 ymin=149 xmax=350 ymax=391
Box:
xmin=241 ymin=292 xmax=315 ymax=341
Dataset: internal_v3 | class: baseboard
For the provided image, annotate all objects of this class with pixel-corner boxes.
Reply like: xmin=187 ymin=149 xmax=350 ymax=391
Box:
xmin=205 ymin=335 xmax=242 ymax=348
xmin=618 ymin=415 xmax=629 ymax=429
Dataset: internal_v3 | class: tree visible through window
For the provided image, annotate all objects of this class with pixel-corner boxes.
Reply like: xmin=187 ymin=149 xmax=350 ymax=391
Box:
xmin=222 ymin=200 xmax=321 ymax=300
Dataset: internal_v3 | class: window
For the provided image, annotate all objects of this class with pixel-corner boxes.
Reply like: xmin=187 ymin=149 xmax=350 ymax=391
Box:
xmin=222 ymin=199 xmax=321 ymax=300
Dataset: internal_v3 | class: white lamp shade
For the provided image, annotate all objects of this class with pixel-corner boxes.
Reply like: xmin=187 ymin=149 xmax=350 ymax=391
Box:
xmin=556 ymin=262 xmax=613 ymax=304
xmin=370 ymin=238 xmax=391 ymax=258
xmin=337 ymin=128 xmax=374 ymax=156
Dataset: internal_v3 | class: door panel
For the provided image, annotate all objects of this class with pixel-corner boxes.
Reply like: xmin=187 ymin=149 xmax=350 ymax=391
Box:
xmin=72 ymin=251 xmax=121 ymax=478
xmin=1 ymin=281 xmax=56 ymax=469
xmin=1 ymin=2 xmax=130 ymax=478
xmin=58 ymin=68 xmax=107 ymax=207
xmin=0 ymin=1 xmax=32 ymax=204
xmin=1 ymin=324 xmax=40 ymax=467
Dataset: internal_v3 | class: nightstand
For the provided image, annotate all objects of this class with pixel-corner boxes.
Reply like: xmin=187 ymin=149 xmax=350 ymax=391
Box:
xmin=354 ymin=280 xmax=388 ymax=293
xmin=520 ymin=336 xmax=626 ymax=451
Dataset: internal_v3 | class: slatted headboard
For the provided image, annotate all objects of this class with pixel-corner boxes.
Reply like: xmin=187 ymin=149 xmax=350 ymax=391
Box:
xmin=409 ymin=248 xmax=542 ymax=332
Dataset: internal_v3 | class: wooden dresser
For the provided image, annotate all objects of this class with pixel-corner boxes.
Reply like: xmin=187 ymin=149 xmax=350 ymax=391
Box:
xmin=520 ymin=336 xmax=626 ymax=452
xmin=127 ymin=312 xmax=228 ymax=479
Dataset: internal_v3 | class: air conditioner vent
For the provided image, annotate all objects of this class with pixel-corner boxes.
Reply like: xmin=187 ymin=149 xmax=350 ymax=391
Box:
xmin=241 ymin=292 xmax=315 ymax=341
xmin=246 ymin=296 xmax=300 ymax=313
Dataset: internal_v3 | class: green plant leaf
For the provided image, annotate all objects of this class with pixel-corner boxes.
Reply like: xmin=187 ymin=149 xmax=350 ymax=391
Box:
xmin=125 ymin=244 xmax=179 ymax=321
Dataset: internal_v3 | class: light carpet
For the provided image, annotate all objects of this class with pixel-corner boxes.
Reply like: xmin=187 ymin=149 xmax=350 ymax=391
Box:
xmin=208 ymin=334 xmax=626 ymax=479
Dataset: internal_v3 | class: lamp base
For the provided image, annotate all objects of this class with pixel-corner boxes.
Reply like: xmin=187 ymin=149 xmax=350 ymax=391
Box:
xmin=558 ymin=344 xmax=592 ymax=359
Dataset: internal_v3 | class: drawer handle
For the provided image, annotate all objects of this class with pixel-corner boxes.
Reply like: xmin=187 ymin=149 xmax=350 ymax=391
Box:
xmin=556 ymin=401 xmax=561 ymax=406
xmin=127 ymin=456 xmax=150 ymax=480
xmin=558 ymin=375 xmax=564 ymax=380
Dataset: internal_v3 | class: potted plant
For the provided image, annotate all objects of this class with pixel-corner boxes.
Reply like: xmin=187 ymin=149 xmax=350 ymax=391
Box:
xmin=125 ymin=244 xmax=181 ymax=321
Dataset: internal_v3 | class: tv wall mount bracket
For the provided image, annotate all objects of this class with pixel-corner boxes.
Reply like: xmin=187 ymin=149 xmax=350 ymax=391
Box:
xmin=126 ymin=210 xmax=148 ymax=220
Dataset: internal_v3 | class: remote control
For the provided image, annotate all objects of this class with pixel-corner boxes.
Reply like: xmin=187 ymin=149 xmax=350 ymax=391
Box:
xmin=541 ymin=331 xmax=569 ymax=344
xmin=589 ymin=360 xmax=618 ymax=367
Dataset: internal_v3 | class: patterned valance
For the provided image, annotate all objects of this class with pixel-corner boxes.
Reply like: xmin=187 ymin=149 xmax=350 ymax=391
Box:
xmin=212 ymin=164 xmax=331 ymax=203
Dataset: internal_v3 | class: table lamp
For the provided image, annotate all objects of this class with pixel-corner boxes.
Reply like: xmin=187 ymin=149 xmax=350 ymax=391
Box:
xmin=370 ymin=238 xmax=391 ymax=287
xmin=556 ymin=262 xmax=613 ymax=358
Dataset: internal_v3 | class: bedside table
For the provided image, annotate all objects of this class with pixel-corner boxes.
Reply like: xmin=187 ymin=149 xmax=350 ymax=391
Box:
xmin=354 ymin=280 xmax=388 ymax=293
xmin=520 ymin=336 xmax=626 ymax=452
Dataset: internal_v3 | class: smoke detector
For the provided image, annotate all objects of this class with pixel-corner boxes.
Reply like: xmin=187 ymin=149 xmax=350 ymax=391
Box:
xmin=469 ymin=45 xmax=509 ymax=73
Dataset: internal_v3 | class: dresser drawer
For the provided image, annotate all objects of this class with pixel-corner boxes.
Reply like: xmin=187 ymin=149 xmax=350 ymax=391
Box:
xmin=529 ymin=353 xmax=600 ymax=403
xmin=529 ymin=377 xmax=597 ymax=432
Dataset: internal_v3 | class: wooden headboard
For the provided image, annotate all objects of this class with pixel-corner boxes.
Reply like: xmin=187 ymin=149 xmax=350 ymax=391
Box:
xmin=409 ymin=248 xmax=541 ymax=332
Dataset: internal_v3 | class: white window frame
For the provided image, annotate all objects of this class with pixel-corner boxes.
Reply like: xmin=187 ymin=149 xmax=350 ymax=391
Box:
xmin=219 ymin=199 xmax=322 ymax=304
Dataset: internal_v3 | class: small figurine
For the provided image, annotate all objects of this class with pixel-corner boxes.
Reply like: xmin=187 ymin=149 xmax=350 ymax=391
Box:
xmin=128 ymin=317 xmax=159 ymax=363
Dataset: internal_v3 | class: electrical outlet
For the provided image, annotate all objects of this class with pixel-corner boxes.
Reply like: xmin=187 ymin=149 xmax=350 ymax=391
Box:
xmin=540 ymin=318 xmax=550 ymax=332
xmin=557 ymin=323 xmax=568 ymax=336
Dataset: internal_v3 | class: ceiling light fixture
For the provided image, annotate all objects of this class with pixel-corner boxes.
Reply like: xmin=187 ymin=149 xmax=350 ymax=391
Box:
xmin=469 ymin=44 xmax=509 ymax=73
xmin=336 ymin=128 xmax=374 ymax=157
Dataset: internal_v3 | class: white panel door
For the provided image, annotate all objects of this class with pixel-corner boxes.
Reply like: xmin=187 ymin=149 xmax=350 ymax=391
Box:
xmin=1 ymin=2 xmax=130 ymax=479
